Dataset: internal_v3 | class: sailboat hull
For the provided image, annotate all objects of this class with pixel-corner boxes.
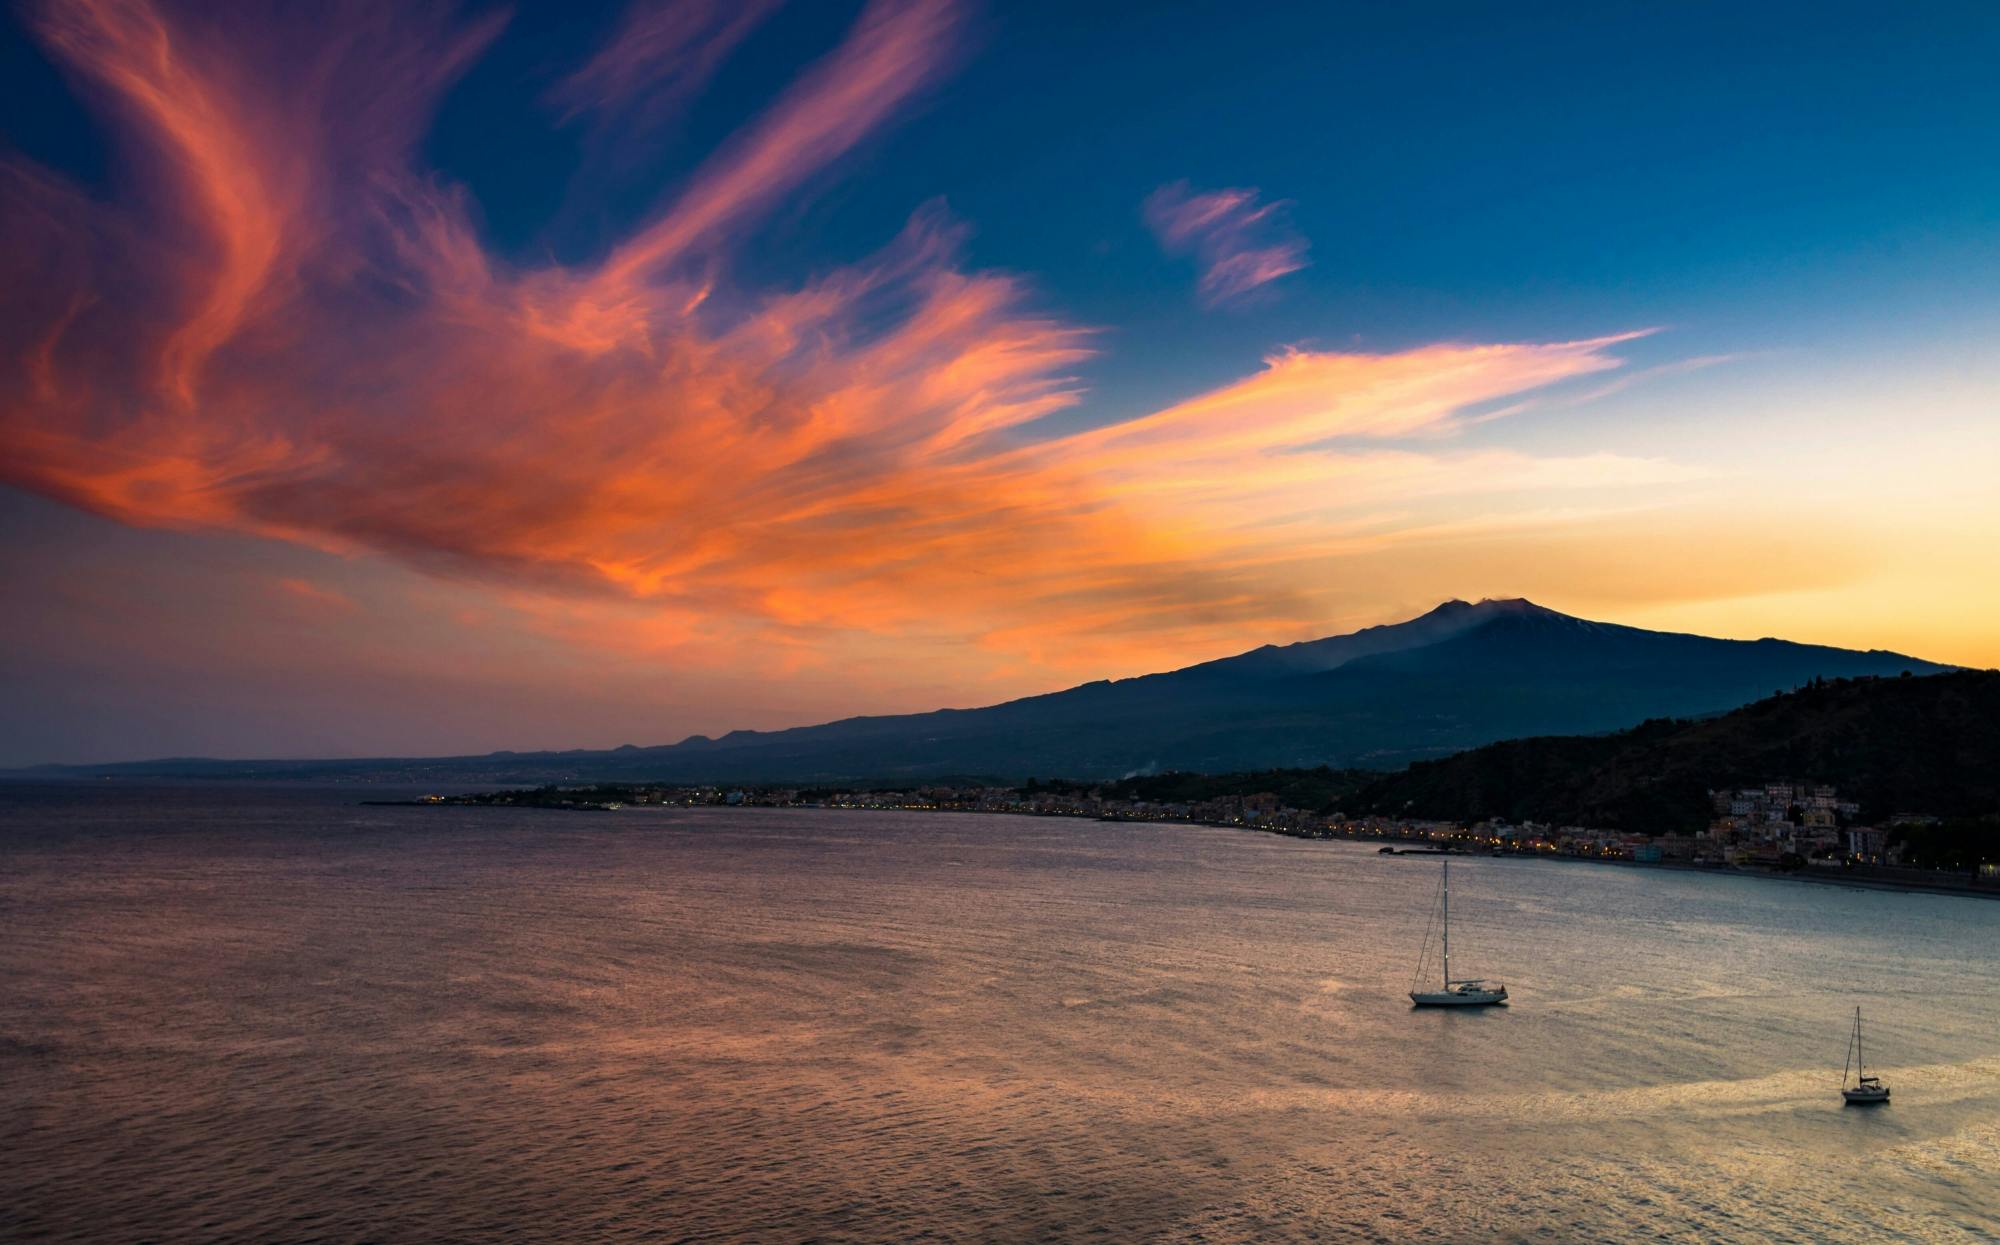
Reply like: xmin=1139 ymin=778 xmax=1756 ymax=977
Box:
xmin=1410 ymin=987 xmax=1508 ymax=1007
xmin=1841 ymin=1086 xmax=1889 ymax=1104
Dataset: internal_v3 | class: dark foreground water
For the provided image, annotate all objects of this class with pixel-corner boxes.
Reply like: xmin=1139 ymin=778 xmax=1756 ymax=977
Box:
xmin=2 ymin=784 xmax=1997 ymax=1243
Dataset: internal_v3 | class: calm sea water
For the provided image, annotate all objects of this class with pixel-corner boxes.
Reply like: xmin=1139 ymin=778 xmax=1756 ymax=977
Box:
xmin=2 ymin=783 xmax=1997 ymax=1243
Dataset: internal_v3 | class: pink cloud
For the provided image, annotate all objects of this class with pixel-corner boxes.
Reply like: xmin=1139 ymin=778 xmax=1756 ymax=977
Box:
xmin=1144 ymin=180 xmax=1309 ymax=307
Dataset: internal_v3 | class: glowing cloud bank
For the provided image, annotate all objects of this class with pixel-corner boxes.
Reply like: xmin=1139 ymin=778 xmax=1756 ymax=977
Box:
xmin=2 ymin=0 xmax=1679 ymax=679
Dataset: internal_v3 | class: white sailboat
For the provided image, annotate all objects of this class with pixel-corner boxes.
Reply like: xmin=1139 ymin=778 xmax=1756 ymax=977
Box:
xmin=1409 ymin=860 xmax=1508 ymax=1007
xmin=1840 ymin=1006 xmax=1890 ymax=1104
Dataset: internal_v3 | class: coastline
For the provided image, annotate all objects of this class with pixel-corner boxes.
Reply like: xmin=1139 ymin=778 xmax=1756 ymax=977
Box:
xmin=360 ymin=789 xmax=2000 ymax=902
xmin=1158 ymin=813 xmax=1999 ymax=901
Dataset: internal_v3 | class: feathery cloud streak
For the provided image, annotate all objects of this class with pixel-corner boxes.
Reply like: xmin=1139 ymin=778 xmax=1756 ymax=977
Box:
xmin=1 ymin=0 xmax=1673 ymax=675
xmin=1144 ymin=180 xmax=1310 ymax=306
xmin=550 ymin=0 xmax=785 ymax=136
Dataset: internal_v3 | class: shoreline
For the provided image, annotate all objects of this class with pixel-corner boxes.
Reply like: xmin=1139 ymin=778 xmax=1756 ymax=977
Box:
xmin=1145 ymin=815 xmax=1999 ymax=901
xmin=1172 ymin=814 xmax=2000 ymax=901
xmin=359 ymin=792 xmax=1999 ymax=902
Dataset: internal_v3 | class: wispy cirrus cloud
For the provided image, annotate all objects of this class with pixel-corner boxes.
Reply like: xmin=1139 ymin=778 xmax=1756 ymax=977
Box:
xmin=550 ymin=0 xmax=785 ymax=135
xmin=1144 ymin=180 xmax=1309 ymax=307
xmin=1 ymin=0 xmax=1687 ymax=682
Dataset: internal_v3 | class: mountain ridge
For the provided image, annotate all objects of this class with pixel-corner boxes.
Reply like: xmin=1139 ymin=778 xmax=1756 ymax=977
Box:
xmin=3 ymin=598 xmax=1958 ymax=783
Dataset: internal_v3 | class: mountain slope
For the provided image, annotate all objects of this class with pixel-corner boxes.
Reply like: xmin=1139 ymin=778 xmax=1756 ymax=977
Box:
xmin=1348 ymin=670 xmax=2000 ymax=833
xmin=11 ymin=599 xmax=1957 ymax=784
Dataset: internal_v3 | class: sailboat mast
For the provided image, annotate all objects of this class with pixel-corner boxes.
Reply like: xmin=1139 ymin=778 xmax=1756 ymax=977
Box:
xmin=1855 ymin=1007 xmax=1864 ymax=1081
xmin=1441 ymin=861 xmax=1451 ymax=987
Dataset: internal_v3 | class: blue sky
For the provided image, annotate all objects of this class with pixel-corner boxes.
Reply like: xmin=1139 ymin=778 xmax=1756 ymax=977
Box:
xmin=9 ymin=2 xmax=1998 ymax=389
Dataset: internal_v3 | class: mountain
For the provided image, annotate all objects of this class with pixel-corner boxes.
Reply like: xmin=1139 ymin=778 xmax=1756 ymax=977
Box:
xmin=1347 ymin=669 xmax=2000 ymax=834
xmin=632 ymin=599 xmax=1948 ymax=782
xmin=8 ymin=598 xmax=1958 ymax=785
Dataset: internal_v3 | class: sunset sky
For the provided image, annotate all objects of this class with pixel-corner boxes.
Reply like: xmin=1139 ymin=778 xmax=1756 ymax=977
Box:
xmin=3 ymin=0 xmax=1998 ymax=765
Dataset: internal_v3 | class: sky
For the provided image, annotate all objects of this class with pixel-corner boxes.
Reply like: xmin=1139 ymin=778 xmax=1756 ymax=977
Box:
xmin=2 ymin=0 xmax=1998 ymax=766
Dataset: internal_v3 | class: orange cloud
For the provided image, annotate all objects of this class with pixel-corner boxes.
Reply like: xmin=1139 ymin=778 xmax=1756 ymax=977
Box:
xmin=0 ymin=0 xmax=1688 ymax=685
xmin=585 ymin=0 xmax=958 ymax=307
xmin=1144 ymin=181 xmax=1309 ymax=306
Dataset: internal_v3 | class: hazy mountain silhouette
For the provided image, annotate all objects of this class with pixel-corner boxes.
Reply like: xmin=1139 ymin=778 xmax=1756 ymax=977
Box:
xmin=14 ymin=599 xmax=1955 ymax=784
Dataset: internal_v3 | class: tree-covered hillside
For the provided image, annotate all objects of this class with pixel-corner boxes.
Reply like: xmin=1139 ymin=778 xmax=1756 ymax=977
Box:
xmin=1346 ymin=670 xmax=2000 ymax=834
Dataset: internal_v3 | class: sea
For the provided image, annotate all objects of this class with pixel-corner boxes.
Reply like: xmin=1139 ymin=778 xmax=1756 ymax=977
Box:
xmin=2 ymin=782 xmax=1997 ymax=1243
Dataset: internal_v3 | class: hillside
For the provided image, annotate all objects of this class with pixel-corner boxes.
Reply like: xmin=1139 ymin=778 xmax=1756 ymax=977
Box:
xmin=1348 ymin=670 xmax=2000 ymax=834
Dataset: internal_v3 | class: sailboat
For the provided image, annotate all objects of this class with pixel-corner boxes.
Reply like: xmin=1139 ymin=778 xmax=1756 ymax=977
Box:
xmin=1840 ymin=1006 xmax=1890 ymax=1104
xmin=1409 ymin=860 xmax=1508 ymax=1007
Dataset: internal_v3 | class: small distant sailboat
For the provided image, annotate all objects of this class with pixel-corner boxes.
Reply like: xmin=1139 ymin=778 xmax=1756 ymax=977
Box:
xmin=1409 ymin=860 xmax=1508 ymax=1007
xmin=1840 ymin=1006 xmax=1890 ymax=1104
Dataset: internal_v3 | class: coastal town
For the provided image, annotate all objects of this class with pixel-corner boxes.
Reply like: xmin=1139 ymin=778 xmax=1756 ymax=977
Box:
xmin=407 ymin=777 xmax=1996 ymax=893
